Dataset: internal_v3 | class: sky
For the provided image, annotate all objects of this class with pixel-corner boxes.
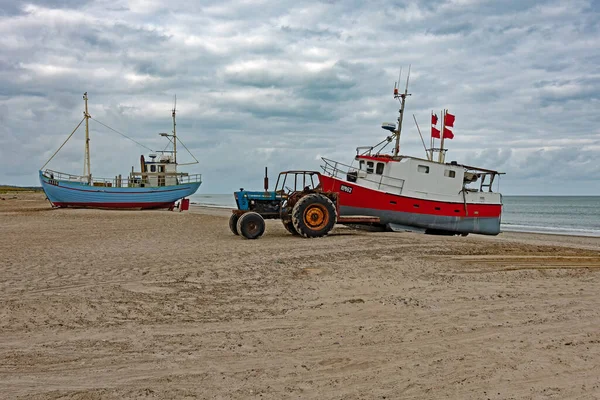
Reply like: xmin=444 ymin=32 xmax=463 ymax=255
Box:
xmin=0 ymin=0 xmax=599 ymax=195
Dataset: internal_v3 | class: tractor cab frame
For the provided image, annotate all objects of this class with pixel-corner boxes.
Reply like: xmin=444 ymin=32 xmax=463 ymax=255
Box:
xmin=230 ymin=169 xmax=379 ymax=239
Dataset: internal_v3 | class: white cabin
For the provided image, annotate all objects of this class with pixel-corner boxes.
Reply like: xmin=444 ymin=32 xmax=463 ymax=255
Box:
xmin=128 ymin=153 xmax=186 ymax=187
xmin=349 ymin=154 xmax=501 ymax=205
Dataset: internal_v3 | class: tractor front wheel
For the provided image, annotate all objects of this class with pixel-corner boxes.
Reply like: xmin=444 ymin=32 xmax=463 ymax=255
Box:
xmin=237 ymin=212 xmax=266 ymax=239
xmin=291 ymin=194 xmax=337 ymax=238
xmin=229 ymin=213 xmax=240 ymax=235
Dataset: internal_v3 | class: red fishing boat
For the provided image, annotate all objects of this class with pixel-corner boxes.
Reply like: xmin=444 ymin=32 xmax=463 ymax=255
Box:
xmin=319 ymin=69 xmax=504 ymax=235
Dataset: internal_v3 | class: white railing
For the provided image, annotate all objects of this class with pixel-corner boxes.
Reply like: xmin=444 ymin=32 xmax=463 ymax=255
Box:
xmin=320 ymin=158 xmax=405 ymax=193
xmin=177 ymin=174 xmax=203 ymax=184
xmin=43 ymin=169 xmax=202 ymax=188
xmin=42 ymin=170 xmax=88 ymax=183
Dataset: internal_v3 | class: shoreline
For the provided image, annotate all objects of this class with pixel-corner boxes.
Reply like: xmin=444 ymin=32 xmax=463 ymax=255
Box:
xmin=190 ymin=204 xmax=600 ymax=240
xmin=500 ymin=227 xmax=600 ymax=238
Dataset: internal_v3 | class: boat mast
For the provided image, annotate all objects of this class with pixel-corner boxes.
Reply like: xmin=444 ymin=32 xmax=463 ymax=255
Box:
xmin=430 ymin=109 xmax=434 ymax=161
xmin=393 ymin=65 xmax=411 ymax=157
xmin=82 ymin=92 xmax=91 ymax=183
xmin=172 ymin=95 xmax=177 ymax=164
xmin=438 ymin=109 xmax=446 ymax=163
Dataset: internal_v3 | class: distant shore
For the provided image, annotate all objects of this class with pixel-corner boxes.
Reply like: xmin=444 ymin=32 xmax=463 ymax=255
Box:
xmin=0 ymin=185 xmax=42 ymax=193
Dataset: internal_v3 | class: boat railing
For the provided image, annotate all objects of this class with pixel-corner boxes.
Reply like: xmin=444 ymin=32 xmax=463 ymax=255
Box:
xmin=320 ymin=158 xmax=405 ymax=193
xmin=42 ymin=169 xmax=89 ymax=183
xmin=177 ymin=174 xmax=203 ymax=184
xmin=43 ymin=169 xmax=202 ymax=188
xmin=356 ymin=146 xmax=374 ymax=156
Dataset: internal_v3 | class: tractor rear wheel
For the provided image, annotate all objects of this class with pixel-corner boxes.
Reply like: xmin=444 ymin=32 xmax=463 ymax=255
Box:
xmin=229 ymin=213 xmax=240 ymax=235
xmin=282 ymin=220 xmax=300 ymax=235
xmin=291 ymin=194 xmax=337 ymax=238
xmin=237 ymin=212 xmax=266 ymax=239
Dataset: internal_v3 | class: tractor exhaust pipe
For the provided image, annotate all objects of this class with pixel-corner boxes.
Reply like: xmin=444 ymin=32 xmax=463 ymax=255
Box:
xmin=264 ymin=167 xmax=269 ymax=191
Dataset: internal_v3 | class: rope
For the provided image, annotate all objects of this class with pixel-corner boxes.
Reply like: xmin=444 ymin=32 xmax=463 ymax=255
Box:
xmin=161 ymin=138 xmax=172 ymax=152
xmin=90 ymin=117 xmax=154 ymax=152
xmin=374 ymin=136 xmax=394 ymax=155
xmin=40 ymin=117 xmax=85 ymax=170
xmin=43 ymin=115 xmax=197 ymax=169
xmin=176 ymin=137 xmax=199 ymax=164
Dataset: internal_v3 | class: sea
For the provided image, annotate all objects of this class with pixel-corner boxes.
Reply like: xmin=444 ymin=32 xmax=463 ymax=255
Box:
xmin=190 ymin=194 xmax=600 ymax=238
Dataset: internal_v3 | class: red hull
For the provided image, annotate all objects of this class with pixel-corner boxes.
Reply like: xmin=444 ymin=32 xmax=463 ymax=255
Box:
xmin=319 ymin=175 xmax=501 ymax=218
xmin=52 ymin=202 xmax=175 ymax=209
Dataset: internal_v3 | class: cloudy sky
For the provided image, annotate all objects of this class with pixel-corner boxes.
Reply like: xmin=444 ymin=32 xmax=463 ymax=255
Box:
xmin=1 ymin=0 xmax=599 ymax=195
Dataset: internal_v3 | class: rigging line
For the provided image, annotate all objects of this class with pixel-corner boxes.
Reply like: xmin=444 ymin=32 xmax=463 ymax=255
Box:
xmin=90 ymin=117 xmax=154 ymax=152
xmin=175 ymin=137 xmax=199 ymax=164
xmin=362 ymin=137 xmax=390 ymax=156
xmin=372 ymin=136 xmax=393 ymax=155
xmin=41 ymin=117 xmax=85 ymax=170
xmin=412 ymin=114 xmax=430 ymax=161
xmin=161 ymin=137 xmax=173 ymax=152
xmin=379 ymin=140 xmax=391 ymax=154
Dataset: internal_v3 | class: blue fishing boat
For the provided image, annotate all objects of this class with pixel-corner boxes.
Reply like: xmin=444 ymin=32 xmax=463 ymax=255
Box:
xmin=39 ymin=93 xmax=202 ymax=209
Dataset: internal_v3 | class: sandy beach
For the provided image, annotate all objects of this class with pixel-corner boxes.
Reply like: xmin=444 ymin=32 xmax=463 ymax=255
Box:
xmin=1 ymin=192 xmax=599 ymax=399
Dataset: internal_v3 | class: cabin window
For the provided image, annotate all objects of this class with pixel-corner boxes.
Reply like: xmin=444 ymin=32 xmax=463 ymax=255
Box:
xmin=444 ymin=170 xmax=456 ymax=178
xmin=158 ymin=165 xmax=165 ymax=173
xmin=359 ymin=160 xmax=365 ymax=170
xmin=418 ymin=165 xmax=429 ymax=174
xmin=150 ymin=165 xmax=156 ymax=172
xmin=376 ymin=162 xmax=384 ymax=175
xmin=366 ymin=161 xmax=374 ymax=174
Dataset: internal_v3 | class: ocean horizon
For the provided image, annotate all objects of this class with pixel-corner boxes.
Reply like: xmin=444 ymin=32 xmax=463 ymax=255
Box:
xmin=190 ymin=194 xmax=600 ymax=238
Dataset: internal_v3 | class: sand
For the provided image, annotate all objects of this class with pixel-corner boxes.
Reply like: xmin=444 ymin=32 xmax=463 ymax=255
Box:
xmin=1 ymin=192 xmax=599 ymax=399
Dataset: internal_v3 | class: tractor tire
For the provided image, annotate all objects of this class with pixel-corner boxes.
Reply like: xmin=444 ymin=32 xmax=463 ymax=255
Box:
xmin=282 ymin=220 xmax=300 ymax=236
xmin=229 ymin=213 xmax=240 ymax=235
xmin=291 ymin=194 xmax=337 ymax=238
xmin=236 ymin=212 xmax=266 ymax=239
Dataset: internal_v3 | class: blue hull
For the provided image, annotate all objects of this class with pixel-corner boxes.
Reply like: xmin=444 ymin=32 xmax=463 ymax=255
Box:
xmin=39 ymin=171 xmax=201 ymax=209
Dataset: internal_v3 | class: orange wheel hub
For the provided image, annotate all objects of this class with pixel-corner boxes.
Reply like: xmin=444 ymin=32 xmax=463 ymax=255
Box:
xmin=303 ymin=204 xmax=328 ymax=229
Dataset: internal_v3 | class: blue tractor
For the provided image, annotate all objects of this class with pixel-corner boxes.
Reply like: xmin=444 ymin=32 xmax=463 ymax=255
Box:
xmin=229 ymin=169 xmax=339 ymax=239
xmin=230 ymin=168 xmax=379 ymax=239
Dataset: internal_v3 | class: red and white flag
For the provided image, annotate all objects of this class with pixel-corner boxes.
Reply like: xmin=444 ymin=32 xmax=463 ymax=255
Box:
xmin=444 ymin=112 xmax=455 ymax=127
xmin=431 ymin=113 xmax=439 ymax=138
xmin=443 ymin=126 xmax=454 ymax=139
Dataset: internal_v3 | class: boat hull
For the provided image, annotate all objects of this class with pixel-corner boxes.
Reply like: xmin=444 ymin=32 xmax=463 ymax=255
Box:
xmin=39 ymin=171 xmax=201 ymax=209
xmin=319 ymin=175 xmax=502 ymax=235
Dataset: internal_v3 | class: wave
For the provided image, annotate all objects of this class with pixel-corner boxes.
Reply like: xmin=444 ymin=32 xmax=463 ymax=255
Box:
xmin=501 ymin=223 xmax=600 ymax=237
xmin=192 ymin=202 xmax=233 ymax=209
xmin=189 ymin=194 xmax=235 ymax=208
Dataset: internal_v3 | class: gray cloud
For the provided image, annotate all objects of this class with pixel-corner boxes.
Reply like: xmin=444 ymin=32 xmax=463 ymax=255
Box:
xmin=0 ymin=0 xmax=599 ymax=195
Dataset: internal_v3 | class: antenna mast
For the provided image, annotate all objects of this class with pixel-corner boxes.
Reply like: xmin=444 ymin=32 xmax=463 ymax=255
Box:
xmin=172 ymin=95 xmax=177 ymax=164
xmin=82 ymin=92 xmax=91 ymax=183
xmin=438 ymin=109 xmax=446 ymax=163
xmin=393 ymin=65 xmax=411 ymax=157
